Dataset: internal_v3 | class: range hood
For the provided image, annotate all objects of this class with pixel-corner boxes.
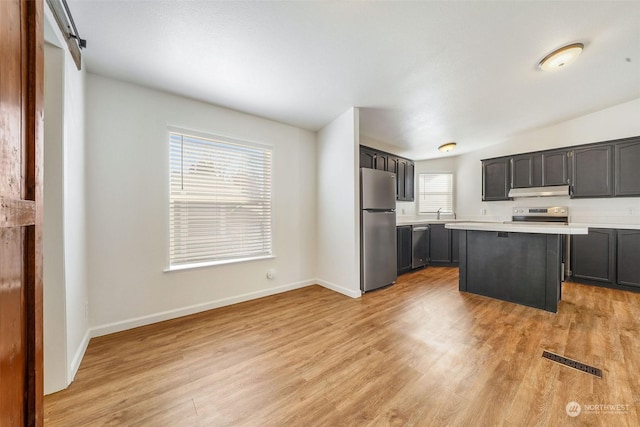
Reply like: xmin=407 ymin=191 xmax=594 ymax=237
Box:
xmin=508 ymin=185 xmax=570 ymax=198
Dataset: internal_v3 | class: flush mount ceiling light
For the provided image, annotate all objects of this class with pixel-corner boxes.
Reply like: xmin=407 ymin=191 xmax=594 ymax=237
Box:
xmin=438 ymin=142 xmax=457 ymax=152
xmin=538 ymin=43 xmax=584 ymax=71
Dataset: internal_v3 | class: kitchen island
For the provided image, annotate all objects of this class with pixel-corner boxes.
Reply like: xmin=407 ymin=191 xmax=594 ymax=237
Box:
xmin=445 ymin=222 xmax=588 ymax=313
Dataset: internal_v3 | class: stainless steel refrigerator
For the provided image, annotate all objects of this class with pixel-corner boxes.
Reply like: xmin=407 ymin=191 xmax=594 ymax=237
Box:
xmin=361 ymin=168 xmax=397 ymax=292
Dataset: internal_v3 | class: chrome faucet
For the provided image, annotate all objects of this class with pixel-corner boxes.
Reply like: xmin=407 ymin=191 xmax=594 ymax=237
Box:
xmin=436 ymin=207 xmax=442 ymax=220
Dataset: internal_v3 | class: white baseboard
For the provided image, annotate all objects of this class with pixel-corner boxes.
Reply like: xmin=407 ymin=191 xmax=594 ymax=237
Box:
xmin=60 ymin=278 xmax=359 ymax=390
xmin=316 ymin=279 xmax=362 ymax=298
xmin=89 ymin=279 xmax=316 ymax=338
xmin=68 ymin=329 xmax=91 ymax=385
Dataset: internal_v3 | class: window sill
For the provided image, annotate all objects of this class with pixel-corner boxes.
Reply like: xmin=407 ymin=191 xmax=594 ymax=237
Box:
xmin=164 ymin=255 xmax=275 ymax=273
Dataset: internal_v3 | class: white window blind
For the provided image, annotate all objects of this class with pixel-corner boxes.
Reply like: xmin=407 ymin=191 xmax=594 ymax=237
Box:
xmin=169 ymin=131 xmax=273 ymax=268
xmin=419 ymin=173 xmax=454 ymax=213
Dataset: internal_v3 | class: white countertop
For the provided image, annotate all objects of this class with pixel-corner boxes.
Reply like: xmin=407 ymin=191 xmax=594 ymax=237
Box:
xmin=569 ymin=222 xmax=640 ymax=230
xmin=444 ymin=222 xmax=589 ymax=235
xmin=397 ymin=218 xmax=640 ymax=230
xmin=396 ymin=218 xmax=467 ymax=226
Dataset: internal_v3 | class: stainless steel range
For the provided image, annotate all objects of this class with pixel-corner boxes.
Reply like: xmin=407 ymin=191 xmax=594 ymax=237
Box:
xmin=510 ymin=206 xmax=570 ymax=279
xmin=510 ymin=206 xmax=569 ymax=223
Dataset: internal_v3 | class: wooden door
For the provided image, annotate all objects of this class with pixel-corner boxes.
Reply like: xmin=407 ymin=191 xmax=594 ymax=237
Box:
xmin=0 ymin=0 xmax=44 ymax=426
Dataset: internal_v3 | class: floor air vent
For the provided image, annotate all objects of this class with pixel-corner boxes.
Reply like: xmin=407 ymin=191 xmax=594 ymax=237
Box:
xmin=542 ymin=351 xmax=602 ymax=379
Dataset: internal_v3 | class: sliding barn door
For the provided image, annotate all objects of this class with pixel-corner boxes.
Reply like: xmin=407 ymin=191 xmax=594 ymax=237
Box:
xmin=0 ymin=0 xmax=44 ymax=426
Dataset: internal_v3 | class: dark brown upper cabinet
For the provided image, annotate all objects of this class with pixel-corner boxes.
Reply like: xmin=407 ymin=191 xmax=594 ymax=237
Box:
xmin=542 ymin=150 xmax=570 ymax=186
xmin=571 ymin=144 xmax=614 ymax=198
xmin=482 ymin=135 xmax=640 ymax=201
xmin=374 ymin=152 xmax=388 ymax=171
xmin=387 ymin=156 xmax=398 ymax=176
xmin=482 ymin=157 xmax=510 ymax=201
xmin=403 ymin=160 xmax=415 ymax=202
xmin=510 ymin=153 xmax=542 ymax=188
xmin=614 ymin=137 xmax=640 ymax=197
xmin=360 ymin=147 xmax=376 ymax=169
xmin=360 ymin=145 xmax=414 ymax=201
xmin=394 ymin=157 xmax=415 ymax=202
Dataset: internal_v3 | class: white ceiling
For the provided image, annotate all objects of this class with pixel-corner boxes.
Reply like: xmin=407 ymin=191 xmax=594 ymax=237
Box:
xmin=67 ymin=1 xmax=640 ymax=160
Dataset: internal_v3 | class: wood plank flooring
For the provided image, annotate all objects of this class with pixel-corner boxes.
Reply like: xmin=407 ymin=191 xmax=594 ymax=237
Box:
xmin=44 ymin=267 xmax=640 ymax=426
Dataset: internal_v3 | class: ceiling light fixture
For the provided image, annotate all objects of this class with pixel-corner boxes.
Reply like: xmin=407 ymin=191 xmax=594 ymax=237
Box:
xmin=438 ymin=142 xmax=457 ymax=152
xmin=538 ymin=43 xmax=584 ymax=71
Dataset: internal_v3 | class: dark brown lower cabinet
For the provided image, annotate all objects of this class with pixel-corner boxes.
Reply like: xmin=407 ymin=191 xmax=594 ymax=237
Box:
xmin=571 ymin=228 xmax=640 ymax=292
xmin=397 ymin=224 xmax=460 ymax=276
xmin=571 ymin=229 xmax=616 ymax=284
xmin=617 ymin=229 xmax=640 ymax=288
xmin=429 ymin=224 xmax=460 ymax=265
xmin=397 ymin=226 xmax=412 ymax=274
xmin=451 ymin=229 xmax=460 ymax=263
xmin=429 ymin=224 xmax=450 ymax=263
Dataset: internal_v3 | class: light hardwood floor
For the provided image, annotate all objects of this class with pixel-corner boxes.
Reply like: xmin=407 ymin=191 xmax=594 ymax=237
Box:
xmin=45 ymin=267 xmax=640 ymax=426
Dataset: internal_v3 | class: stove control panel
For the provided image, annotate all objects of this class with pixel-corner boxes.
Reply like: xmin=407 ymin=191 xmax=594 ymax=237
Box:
xmin=512 ymin=206 xmax=568 ymax=218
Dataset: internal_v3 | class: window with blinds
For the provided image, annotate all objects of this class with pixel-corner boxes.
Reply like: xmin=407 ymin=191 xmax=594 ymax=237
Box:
xmin=418 ymin=173 xmax=454 ymax=213
xmin=169 ymin=131 xmax=273 ymax=269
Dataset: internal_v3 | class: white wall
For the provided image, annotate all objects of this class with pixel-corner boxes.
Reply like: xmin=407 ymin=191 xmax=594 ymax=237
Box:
xmin=43 ymin=8 xmax=89 ymax=394
xmin=43 ymin=43 xmax=67 ymax=394
xmin=85 ymin=74 xmax=317 ymax=335
xmin=316 ymin=108 xmax=361 ymax=297
xmin=451 ymin=98 xmax=640 ymax=223
xmin=360 ymin=133 xmax=404 ymax=156
xmin=62 ymin=38 xmax=89 ymax=384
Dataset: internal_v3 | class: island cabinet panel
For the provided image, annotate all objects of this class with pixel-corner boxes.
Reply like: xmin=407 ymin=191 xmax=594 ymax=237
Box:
xmin=571 ymin=144 xmax=614 ymax=198
xmin=542 ymin=150 xmax=570 ymax=186
xmin=617 ymin=230 xmax=640 ymax=288
xmin=571 ymin=228 xmax=616 ymax=284
xmin=614 ymin=138 xmax=640 ymax=197
xmin=459 ymin=230 xmax=561 ymax=312
xmin=482 ymin=158 xmax=510 ymax=201
xmin=396 ymin=226 xmax=413 ymax=274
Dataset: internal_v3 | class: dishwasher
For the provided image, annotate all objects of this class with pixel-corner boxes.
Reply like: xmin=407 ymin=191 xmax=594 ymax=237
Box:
xmin=412 ymin=225 xmax=430 ymax=269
